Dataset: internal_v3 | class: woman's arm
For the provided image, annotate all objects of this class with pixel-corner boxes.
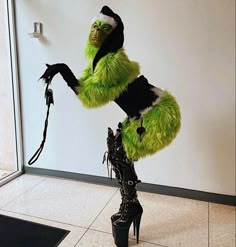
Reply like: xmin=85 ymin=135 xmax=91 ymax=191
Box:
xmin=40 ymin=63 xmax=79 ymax=94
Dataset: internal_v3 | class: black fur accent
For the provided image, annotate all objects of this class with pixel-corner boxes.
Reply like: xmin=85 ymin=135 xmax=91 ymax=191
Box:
xmin=114 ymin=76 xmax=158 ymax=119
xmin=92 ymin=6 xmax=124 ymax=71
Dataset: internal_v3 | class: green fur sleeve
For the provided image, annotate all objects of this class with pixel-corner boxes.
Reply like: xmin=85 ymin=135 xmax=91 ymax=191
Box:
xmin=79 ymin=63 xmax=92 ymax=82
xmin=77 ymin=48 xmax=140 ymax=108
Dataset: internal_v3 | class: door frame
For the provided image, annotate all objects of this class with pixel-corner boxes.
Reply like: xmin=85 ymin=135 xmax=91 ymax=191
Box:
xmin=0 ymin=0 xmax=23 ymax=186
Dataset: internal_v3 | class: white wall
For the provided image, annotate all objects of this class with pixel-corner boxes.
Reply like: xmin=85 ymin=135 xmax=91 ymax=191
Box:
xmin=15 ymin=0 xmax=235 ymax=195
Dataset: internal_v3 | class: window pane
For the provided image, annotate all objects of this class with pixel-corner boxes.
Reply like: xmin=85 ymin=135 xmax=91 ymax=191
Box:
xmin=0 ymin=1 xmax=18 ymax=179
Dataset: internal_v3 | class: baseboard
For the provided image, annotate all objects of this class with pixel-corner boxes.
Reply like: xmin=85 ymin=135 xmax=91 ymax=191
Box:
xmin=24 ymin=166 xmax=236 ymax=206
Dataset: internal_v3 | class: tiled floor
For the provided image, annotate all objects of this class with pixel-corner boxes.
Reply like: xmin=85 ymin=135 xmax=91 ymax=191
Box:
xmin=0 ymin=174 xmax=235 ymax=247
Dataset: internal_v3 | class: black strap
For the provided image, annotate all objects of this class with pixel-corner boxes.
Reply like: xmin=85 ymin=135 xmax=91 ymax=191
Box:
xmin=28 ymin=84 xmax=54 ymax=165
xmin=102 ymin=151 xmax=113 ymax=179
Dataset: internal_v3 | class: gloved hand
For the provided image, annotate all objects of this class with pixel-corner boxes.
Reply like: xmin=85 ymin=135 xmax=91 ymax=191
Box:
xmin=40 ymin=63 xmax=62 ymax=84
xmin=39 ymin=63 xmax=79 ymax=94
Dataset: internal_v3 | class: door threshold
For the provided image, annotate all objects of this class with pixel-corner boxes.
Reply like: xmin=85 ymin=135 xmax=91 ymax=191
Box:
xmin=0 ymin=170 xmax=23 ymax=187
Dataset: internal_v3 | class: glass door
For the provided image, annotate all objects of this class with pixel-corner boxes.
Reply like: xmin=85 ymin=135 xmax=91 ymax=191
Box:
xmin=0 ymin=0 xmax=23 ymax=185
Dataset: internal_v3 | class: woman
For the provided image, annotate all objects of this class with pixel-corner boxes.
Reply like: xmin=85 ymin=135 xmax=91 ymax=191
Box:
xmin=40 ymin=6 xmax=181 ymax=247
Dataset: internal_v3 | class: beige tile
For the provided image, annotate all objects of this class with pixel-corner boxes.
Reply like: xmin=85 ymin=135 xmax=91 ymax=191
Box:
xmin=0 ymin=209 xmax=86 ymax=247
xmin=139 ymin=192 xmax=208 ymax=247
xmin=91 ymin=190 xmax=208 ymax=247
xmin=209 ymin=203 xmax=236 ymax=247
xmin=76 ymin=229 xmax=159 ymax=247
xmin=90 ymin=189 xmax=120 ymax=233
xmin=3 ymin=177 xmax=117 ymax=228
xmin=0 ymin=174 xmax=46 ymax=208
xmin=76 ymin=230 xmax=116 ymax=247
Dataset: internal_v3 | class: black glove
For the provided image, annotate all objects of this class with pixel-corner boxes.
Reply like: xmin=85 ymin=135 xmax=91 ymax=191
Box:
xmin=40 ymin=64 xmax=61 ymax=84
xmin=40 ymin=63 xmax=79 ymax=94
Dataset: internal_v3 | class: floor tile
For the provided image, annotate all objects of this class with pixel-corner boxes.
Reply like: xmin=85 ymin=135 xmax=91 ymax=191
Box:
xmin=76 ymin=229 xmax=160 ymax=247
xmin=90 ymin=190 xmax=121 ymax=233
xmin=0 ymin=174 xmax=46 ymax=208
xmin=0 ymin=209 xmax=86 ymax=247
xmin=209 ymin=203 xmax=236 ymax=247
xmin=3 ymin=177 xmax=117 ymax=228
xmin=139 ymin=192 xmax=208 ymax=247
xmin=91 ymin=190 xmax=208 ymax=247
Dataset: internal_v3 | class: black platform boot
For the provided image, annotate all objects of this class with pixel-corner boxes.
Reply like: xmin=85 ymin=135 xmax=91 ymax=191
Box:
xmin=106 ymin=126 xmax=125 ymax=224
xmin=112 ymin=164 xmax=143 ymax=247
xmin=111 ymin=180 xmax=125 ymax=223
xmin=109 ymin=124 xmax=143 ymax=247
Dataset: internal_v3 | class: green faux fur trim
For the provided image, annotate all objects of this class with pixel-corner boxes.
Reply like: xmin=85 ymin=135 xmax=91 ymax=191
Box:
xmin=121 ymin=91 xmax=181 ymax=160
xmin=78 ymin=48 xmax=140 ymax=108
xmin=84 ymin=41 xmax=99 ymax=60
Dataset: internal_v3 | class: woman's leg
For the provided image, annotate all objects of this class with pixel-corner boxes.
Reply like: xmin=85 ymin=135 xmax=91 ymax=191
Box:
xmin=106 ymin=123 xmax=143 ymax=246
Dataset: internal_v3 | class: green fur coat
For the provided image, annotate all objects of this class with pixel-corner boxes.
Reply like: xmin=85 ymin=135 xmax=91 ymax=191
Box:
xmin=77 ymin=44 xmax=181 ymax=160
